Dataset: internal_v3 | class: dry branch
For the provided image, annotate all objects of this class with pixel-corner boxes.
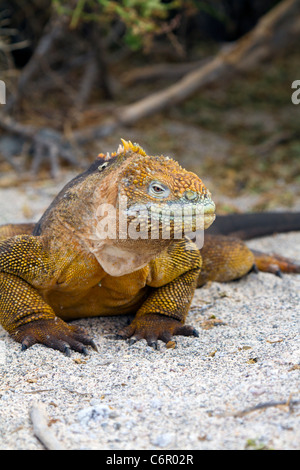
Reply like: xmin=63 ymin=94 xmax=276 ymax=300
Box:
xmin=1 ymin=0 xmax=300 ymax=175
xmin=0 ymin=114 xmax=79 ymax=177
xmin=218 ymin=397 xmax=300 ymax=418
xmin=30 ymin=402 xmax=65 ymax=450
xmin=113 ymin=0 xmax=300 ymax=126
xmin=6 ymin=16 xmax=67 ymax=111
xmin=72 ymin=0 xmax=300 ymax=138
xmin=76 ymin=53 xmax=99 ymax=110
xmin=121 ymin=58 xmax=212 ymax=85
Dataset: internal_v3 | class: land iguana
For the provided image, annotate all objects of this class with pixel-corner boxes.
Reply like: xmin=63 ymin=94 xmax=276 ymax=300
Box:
xmin=0 ymin=139 xmax=299 ymax=355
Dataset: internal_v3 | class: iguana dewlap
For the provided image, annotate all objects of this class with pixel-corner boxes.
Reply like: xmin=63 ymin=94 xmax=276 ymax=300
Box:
xmin=0 ymin=140 xmax=299 ymax=355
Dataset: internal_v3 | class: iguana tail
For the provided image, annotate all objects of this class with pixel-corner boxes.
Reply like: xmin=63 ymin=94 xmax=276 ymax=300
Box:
xmin=207 ymin=212 xmax=300 ymax=240
xmin=197 ymin=212 xmax=300 ymax=286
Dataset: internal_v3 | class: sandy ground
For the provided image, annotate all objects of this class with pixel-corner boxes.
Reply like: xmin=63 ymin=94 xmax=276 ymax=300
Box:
xmin=0 ymin=179 xmax=299 ymax=450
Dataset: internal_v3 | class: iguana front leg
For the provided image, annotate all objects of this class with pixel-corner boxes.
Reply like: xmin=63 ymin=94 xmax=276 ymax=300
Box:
xmin=117 ymin=238 xmax=201 ymax=348
xmin=0 ymin=235 xmax=96 ymax=354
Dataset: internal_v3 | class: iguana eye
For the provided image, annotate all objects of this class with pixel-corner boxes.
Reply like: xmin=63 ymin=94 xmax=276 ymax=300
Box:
xmin=148 ymin=181 xmax=170 ymax=198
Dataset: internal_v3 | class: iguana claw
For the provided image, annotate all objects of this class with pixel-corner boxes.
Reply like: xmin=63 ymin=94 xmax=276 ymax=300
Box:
xmin=15 ymin=318 xmax=98 ymax=355
xmin=117 ymin=314 xmax=199 ymax=348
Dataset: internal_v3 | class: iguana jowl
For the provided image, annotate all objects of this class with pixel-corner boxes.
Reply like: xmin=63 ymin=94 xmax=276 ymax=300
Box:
xmin=0 ymin=139 xmax=299 ymax=355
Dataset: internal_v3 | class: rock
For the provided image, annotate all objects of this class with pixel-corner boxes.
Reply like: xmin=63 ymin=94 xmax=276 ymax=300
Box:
xmin=77 ymin=404 xmax=115 ymax=426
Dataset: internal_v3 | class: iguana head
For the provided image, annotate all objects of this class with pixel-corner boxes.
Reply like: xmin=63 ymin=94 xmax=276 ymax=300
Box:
xmin=97 ymin=139 xmax=215 ymax=242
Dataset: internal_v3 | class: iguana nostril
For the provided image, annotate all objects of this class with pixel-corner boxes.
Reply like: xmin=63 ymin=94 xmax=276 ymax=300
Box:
xmin=184 ymin=190 xmax=198 ymax=201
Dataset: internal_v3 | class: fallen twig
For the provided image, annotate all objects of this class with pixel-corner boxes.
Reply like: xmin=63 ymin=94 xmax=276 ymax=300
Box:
xmin=254 ymin=131 xmax=297 ymax=156
xmin=1 ymin=0 xmax=299 ymax=176
xmin=30 ymin=401 xmax=65 ymax=450
xmin=72 ymin=0 xmax=300 ymax=140
xmin=0 ymin=113 xmax=79 ymax=177
xmin=218 ymin=397 xmax=300 ymax=418
xmin=121 ymin=58 xmax=212 ymax=85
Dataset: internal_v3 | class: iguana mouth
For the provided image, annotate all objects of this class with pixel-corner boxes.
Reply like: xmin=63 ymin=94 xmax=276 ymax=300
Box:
xmin=123 ymin=199 xmax=216 ymax=237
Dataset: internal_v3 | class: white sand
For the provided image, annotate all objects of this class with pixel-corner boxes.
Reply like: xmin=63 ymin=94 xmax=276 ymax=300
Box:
xmin=0 ymin=181 xmax=299 ymax=450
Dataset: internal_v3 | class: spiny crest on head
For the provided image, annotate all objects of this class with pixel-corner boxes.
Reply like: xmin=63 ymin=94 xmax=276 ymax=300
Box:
xmin=118 ymin=139 xmax=147 ymax=157
xmin=97 ymin=139 xmax=146 ymax=163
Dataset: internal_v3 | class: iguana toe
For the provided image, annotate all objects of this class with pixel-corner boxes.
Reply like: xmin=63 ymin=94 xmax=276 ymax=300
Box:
xmin=14 ymin=318 xmax=97 ymax=355
xmin=117 ymin=314 xmax=199 ymax=348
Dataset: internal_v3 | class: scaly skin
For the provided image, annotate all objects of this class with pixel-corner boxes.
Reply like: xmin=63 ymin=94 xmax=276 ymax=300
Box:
xmin=0 ymin=140 xmax=213 ymax=353
xmin=0 ymin=140 xmax=299 ymax=354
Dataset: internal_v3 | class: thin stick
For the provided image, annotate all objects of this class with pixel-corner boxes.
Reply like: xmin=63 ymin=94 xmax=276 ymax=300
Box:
xmin=30 ymin=402 xmax=65 ymax=450
xmin=219 ymin=398 xmax=300 ymax=418
xmin=74 ymin=0 xmax=300 ymax=140
xmin=7 ymin=17 xmax=66 ymax=111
